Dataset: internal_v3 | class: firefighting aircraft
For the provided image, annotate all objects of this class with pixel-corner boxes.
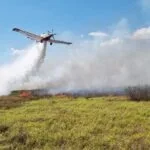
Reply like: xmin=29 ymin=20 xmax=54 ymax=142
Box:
xmin=12 ymin=28 xmax=72 ymax=45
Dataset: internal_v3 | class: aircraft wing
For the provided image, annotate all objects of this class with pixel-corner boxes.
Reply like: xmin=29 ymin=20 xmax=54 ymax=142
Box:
xmin=48 ymin=39 xmax=72 ymax=45
xmin=12 ymin=28 xmax=42 ymax=41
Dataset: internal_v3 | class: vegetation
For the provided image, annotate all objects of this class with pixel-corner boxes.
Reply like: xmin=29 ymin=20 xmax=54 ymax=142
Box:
xmin=0 ymin=96 xmax=150 ymax=149
xmin=126 ymin=85 xmax=150 ymax=101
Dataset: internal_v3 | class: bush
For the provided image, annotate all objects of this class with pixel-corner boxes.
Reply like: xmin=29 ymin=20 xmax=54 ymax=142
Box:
xmin=125 ymin=85 xmax=150 ymax=101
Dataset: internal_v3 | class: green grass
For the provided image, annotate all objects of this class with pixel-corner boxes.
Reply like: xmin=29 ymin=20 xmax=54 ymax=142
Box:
xmin=0 ymin=96 xmax=150 ymax=150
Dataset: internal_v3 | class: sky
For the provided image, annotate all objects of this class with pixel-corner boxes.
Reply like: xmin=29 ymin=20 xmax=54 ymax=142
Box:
xmin=0 ymin=0 xmax=150 ymax=64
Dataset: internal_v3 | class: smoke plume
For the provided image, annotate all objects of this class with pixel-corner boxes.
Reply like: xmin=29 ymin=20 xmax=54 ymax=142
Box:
xmin=1 ymin=24 xmax=150 ymax=95
xmin=15 ymin=26 xmax=150 ymax=94
xmin=0 ymin=42 xmax=46 ymax=95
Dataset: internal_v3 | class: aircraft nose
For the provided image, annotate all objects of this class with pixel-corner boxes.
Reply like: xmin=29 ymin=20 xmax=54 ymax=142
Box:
xmin=12 ymin=28 xmax=20 ymax=31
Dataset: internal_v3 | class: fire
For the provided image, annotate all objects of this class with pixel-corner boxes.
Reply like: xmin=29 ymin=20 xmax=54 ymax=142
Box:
xmin=19 ymin=91 xmax=32 ymax=98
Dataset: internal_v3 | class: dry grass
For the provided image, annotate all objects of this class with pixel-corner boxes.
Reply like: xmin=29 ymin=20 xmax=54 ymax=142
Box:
xmin=0 ymin=96 xmax=34 ymax=109
xmin=0 ymin=95 xmax=52 ymax=109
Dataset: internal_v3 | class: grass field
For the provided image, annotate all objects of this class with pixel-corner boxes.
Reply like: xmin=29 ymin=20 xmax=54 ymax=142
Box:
xmin=0 ymin=96 xmax=150 ymax=150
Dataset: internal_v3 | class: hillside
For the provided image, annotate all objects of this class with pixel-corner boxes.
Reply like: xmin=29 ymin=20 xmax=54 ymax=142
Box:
xmin=0 ymin=96 xmax=150 ymax=150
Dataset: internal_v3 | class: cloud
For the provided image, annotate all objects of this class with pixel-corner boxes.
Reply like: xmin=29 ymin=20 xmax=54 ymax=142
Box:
xmin=89 ymin=18 xmax=130 ymax=40
xmin=132 ymin=26 xmax=150 ymax=39
xmin=88 ymin=31 xmax=109 ymax=38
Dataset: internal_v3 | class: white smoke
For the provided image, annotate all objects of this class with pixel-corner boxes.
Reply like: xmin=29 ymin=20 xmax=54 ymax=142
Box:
xmin=14 ymin=26 xmax=150 ymax=94
xmin=0 ymin=42 xmax=46 ymax=95
xmin=1 ymin=24 xmax=150 ymax=95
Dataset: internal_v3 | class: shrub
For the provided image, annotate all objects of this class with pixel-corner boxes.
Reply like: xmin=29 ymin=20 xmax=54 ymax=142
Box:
xmin=125 ymin=85 xmax=150 ymax=101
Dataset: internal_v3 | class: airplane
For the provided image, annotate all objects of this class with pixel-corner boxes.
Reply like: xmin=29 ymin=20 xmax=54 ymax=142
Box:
xmin=12 ymin=28 xmax=72 ymax=45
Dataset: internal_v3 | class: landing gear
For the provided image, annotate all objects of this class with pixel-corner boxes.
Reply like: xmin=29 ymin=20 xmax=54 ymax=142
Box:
xmin=50 ymin=43 xmax=53 ymax=45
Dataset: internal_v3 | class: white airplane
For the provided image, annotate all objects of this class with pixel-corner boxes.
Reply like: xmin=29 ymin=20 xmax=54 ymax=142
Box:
xmin=12 ymin=28 xmax=72 ymax=45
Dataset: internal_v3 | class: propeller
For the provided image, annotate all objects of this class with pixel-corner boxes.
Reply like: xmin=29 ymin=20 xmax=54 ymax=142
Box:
xmin=48 ymin=30 xmax=51 ymax=34
xmin=48 ymin=29 xmax=56 ymax=40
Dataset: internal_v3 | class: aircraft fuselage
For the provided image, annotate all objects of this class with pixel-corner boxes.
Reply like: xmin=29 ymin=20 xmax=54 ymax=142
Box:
xmin=40 ymin=35 xmax=51 ymax=42
xmin=40 ymin=34 xmax=54 ymax=45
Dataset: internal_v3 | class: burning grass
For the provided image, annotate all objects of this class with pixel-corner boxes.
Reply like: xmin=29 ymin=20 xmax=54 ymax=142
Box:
xmin=0 ymin=91 xmax=52 ymax=109
xmin=0 ymin=96 xmax=150 ymax=149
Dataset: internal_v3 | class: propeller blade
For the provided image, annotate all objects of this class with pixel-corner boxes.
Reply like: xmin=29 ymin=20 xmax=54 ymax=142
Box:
xmin=52 ymin=34 xmax=55 ymax=40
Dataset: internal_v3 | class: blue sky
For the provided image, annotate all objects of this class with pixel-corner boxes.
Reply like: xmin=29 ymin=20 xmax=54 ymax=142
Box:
xmin=0 ymin=0 xmax=149 ymax=64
